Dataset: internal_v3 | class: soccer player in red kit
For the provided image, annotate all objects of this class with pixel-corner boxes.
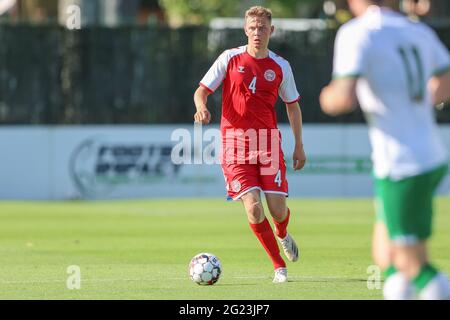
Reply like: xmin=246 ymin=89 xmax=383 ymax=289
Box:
xmin=193 ymin=6 xmax=306 ymax=283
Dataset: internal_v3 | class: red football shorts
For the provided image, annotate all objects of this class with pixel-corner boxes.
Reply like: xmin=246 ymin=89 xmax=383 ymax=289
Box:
xmin=221 ymin=150 xmax=289 ymax=201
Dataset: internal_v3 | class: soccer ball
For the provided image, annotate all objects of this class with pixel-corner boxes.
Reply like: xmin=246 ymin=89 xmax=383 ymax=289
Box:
xmin=189 ymin=253 xmax=222 ymax=285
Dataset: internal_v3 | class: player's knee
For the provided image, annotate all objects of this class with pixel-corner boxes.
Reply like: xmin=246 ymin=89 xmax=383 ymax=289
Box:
xmin=393 ymin=254 xmax=409 ymax=274
xmin=246 ymin=201 xmax=264 ymax=224
xmin=268 ymin=204 xmax=287 ymax=222
xmin=392 ymin=247 xmax=425 ymax=277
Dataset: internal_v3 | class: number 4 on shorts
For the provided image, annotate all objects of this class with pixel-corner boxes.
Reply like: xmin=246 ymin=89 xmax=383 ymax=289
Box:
xmin=274 ymin=170 xmax=282 ymax=187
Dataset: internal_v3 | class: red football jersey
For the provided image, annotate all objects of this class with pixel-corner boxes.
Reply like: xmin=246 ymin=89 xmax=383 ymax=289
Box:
xmin=199 ymin=46 xmax=299 ymax=199
xmin=200 ymin=45 xmax=300 ymax=133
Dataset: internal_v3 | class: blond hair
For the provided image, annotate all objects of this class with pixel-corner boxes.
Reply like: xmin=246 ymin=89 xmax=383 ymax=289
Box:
xmin=245 ymin=6 xmax=272 ymax=22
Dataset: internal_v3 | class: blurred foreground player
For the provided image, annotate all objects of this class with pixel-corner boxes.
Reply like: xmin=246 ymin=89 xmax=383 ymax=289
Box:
xmin=320 ymin=0 xmax=450 ymax=299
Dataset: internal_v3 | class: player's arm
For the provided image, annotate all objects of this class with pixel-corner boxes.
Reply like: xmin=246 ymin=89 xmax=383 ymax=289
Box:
xmin=428 ymin=69 xmax=450 ymax=107
xmin=286 ymin=102 xmax=306 ymax=171
xmin=319 ymin=78 xmax=358 ymax=116
xmin=194 ymin=50 xmax=228 ymax=124
xmin=193 ymin=86 xmax=212 ymax=124
xmin=426 ymin=27 xmax=450 ymax=108
xmin=321 ymin=23 xmax=365 ymax=116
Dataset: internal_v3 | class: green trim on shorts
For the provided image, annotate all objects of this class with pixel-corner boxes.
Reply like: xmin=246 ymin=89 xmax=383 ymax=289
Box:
xmin=374 ymin=164 xmax=448 ymax=243
xmin=332 ymin=73 xmax=361 ymax=80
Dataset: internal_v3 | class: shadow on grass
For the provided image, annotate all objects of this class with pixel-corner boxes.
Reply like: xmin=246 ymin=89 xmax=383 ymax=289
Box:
xmin=215 ymin=283 xmax=260 ymax=287
xmin=287 ymin=277 xmax=369 ymax=283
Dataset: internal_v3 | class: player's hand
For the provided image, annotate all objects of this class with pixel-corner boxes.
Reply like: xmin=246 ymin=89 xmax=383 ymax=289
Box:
xmin=194 ymin=108 xmax=211 ymax=125
xmin=293 ymin=144 xmax=306 ymax=171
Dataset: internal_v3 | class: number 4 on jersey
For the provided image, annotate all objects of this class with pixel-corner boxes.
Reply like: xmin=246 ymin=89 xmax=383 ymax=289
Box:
xmin=249 ymin=76 xmax=257 ymax=94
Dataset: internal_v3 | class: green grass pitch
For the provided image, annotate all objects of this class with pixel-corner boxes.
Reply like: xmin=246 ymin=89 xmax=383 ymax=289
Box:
xmin=0 ymin=198 xmax=449 ymax=300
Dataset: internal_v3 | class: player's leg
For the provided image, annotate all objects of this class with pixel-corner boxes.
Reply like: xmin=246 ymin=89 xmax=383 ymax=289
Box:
xmin=222 ymin=162 xmax=286 ymax=282
xmin=397 ymin=165 xmax=449 ymax=300
xmin=372 ymin=221 xmax=392 ymax=271
xmin=373 ymin=197 xmax=414 ymax=299
xmin=265 ymin=193 xmax=299 ymax=262
xmin=391 ymin=241 xmax=431 ymax=299
xmin=266 ymin=193 xmax=288 ymax=237
xmin=392 ymin=242 xmax=427 ymax=279
xmin=241 ymin=190 xmax=287 ymax=281
xmin=391 ymin=241 xmax=450 ymax=300
xmin=371 ymin=221 xmax=416 ymax=299
xmin=241 ymin=189 xmax=265 ymax=224
xmin=379 ymin=164 xmax=450 ymax=300
xmin=259 ymin=151 xmax=299 ymax=263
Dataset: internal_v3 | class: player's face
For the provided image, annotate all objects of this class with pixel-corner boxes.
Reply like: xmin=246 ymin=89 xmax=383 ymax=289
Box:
xmin=244 ymin=16 xmax=274 ymax=50
xmin=347 ymin=0 xmax=369 ymax=17
xmin=401 ymin=0 xmax=430 ymax=16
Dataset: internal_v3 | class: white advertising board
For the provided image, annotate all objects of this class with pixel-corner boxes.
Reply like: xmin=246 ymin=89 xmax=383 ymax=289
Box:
xmin=0 ymin=125 xmax=449 ymax=200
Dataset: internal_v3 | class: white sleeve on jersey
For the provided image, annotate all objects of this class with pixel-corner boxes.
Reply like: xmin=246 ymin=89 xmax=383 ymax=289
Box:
xmin=333 ymin=23 xmax=369 ymax=78
xmin=199 ymin=51 xmax=229 ymax=93
xmin=428 ymin=28 xmax=450 ymax=76
xmin=278 ymin=62 xmax=300 ymax=104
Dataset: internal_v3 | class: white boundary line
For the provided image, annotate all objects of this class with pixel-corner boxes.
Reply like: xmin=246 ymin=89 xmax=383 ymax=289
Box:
xmin=0 ymin=275 xmax=364 ymax=285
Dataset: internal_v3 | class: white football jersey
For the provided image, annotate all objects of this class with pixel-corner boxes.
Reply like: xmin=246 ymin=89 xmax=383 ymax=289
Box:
xmin=333 ymin=6 xmax=450 ymax=180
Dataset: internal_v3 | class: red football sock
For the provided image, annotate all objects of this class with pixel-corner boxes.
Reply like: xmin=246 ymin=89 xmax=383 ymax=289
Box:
xmin=250 ymin=219 xmax=286 ymax=270
xmin=273 ymin=208 xmax=291 ymax=239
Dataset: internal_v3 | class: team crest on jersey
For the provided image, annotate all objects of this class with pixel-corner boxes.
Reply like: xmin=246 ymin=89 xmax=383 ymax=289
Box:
xmin=238 ymin=66 xmax=245 ymax=73
xmin=264 ymin=70 xmax=276 ymax=82
xmin=231 ymin=180 xmax=242 ymax=193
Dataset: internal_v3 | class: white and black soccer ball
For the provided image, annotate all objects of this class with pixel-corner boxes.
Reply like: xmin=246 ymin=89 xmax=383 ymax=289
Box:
xmin=188 ymin=253 xmax=222 ymax=285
